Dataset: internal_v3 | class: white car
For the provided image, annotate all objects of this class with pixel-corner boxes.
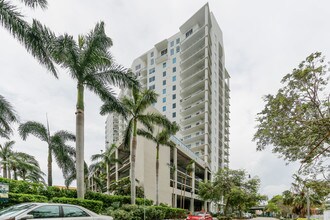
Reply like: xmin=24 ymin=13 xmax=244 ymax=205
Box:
xmin=0 ymin=203 xmax=113 ymax=220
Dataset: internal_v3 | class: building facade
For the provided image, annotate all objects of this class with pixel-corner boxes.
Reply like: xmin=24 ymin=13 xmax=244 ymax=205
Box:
xmin=104 ymin=4 xmax=230 ymax=211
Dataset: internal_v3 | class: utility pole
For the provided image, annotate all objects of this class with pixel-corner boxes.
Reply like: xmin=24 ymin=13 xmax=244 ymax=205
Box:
xmin=306 ymin=187 xmax=310 ymax=220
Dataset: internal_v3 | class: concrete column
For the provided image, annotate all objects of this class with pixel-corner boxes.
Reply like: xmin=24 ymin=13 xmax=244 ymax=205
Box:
xmin=173 ymin=147 xmax=178 ymax=208
xmin=190 ymin=162 xmax=196 ymax=212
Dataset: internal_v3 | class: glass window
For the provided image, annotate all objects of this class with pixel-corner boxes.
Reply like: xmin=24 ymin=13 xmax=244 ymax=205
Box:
xmin=162 ymin=106 xmax=166 ymax=112
xmin=176 ymin=46 xmax=180 ymax=53
xmin=172 ymin=103 xmax=176 ymax=109
xmin=161 ymin=49 xmax=167 ymax=56
xmin=135 ymin=64 xmax=141 ymax=70
xmin=149 ymin=68 xmax=155 ymax=74
xmin=163 ymin=62 xmax=166 ymax=68
xmin=173 ymin=67 xmax=176 ymax=73
xmin=172 ymin=112 xmax=176 ymax=118
xmin=163 ymin=80 xmax=166 ymax=85
xmin=172 ymin=58 xmax=176 ymax=64
xmin=149 ymin=76 xmax=155 ymax=82
xmin=149 ymin=85 xmax=155 ymax=90
xmin=163 ymin=71 xmax=166 ymax=77
xmin=151 ymin=51 xmax=154 ymax=57
xmin=150 ymin=58 xmax=154 ymax=65
xmin=162 ymin=97 xmax=166 ymax=103
xmin=172 ymin=94 xmax=176 ymax=99
xmin=162 ymin=89 xmax=166 ymax=94
xmin=172 ymin=85 xmax=176 ymax=91
xmin=172 ymin=76 xmax=176 ymax=82
xmin=186 ymin=29 xmax=193 ymax=38
xmin=170 ymin=48 xmax=174 ymax=56
xmin=170 ymin=41 xmax=174 ymax=47
xmin=176 ymin=38 xmax=180 ymax=44
xmin=28 ymin=205 xmax=60 ymax=219
xmin=63 ymin=206 xmax=89 ymax=218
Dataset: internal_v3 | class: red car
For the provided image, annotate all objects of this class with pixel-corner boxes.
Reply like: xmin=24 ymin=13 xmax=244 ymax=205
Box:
xmin=186 ymin=211 xmax=213 ymax=220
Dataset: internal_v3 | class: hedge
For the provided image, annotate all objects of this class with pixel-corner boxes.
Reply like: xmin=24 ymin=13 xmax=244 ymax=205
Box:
xmin=0 ymin=193 xmax=48 ymax=208
xmin=0 ymin=178 xmax=44 ymax=194
xmin=85 ymin=191 xmax=153 ymax=207
xmin=40 ymin=186 xmax=77 ymax=199
xmin=51 ymin=197 xmax=103 ymax=213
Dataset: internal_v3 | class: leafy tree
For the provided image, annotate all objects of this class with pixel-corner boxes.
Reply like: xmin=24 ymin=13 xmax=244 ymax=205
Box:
xmin=90 ymin=144 xmax=121 ymax=194
xmin=254 ymin=52 xmax=330 ymax=174
xmin=100 ymin=87 xmax=172 ymax=204
xmin=18 ymin=121 xmax=75 ymax=186
xmin=0 ymin=95 xmax=19 ymax=139
xmin=138 ymin=123 xmax=179 ymax=205
xmin=266 ymin=195 xmax=292 ymax=218
xmin=0 ymin=140 xmax=15 ymax=178
xmin=199 ymin=168 xmax=266 ymax=216
xmin=51 ymin=21 xmax=138 ymax=198
xmin=108 ymin=177 xmax=144 ymax=198
xmin=0 ymin=0 xmax=57 ymax=75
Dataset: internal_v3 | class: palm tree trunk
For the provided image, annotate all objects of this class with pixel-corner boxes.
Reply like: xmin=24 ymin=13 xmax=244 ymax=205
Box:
xmin=130 ymin=119 xmax=137 ymax=205
xmin=13 ymin=167 xmax=17 ymax=180
xmin=7 ymin=168 xmax=11 ymax=179
xmin=156 ymin=144 xmax=160 ymax=206
xmin=107 ymin=162 xmax=110 ymax=194
xmin=2 ymin=163 xmax=7 ymax=178
xmin=48 ymin=145 xmax=52 ymax=186
xmin=76 ymin=83 xmax=85 ymax=199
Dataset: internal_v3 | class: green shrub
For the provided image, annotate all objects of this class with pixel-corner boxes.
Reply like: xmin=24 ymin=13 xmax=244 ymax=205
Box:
xmin=1 ymin=193 xmax=48 ymax=208
xmin=0 ymin=178 xmax=44 ymax=194
xmin=51 ymin=197 xmax=103 ymax=213
xmin=106 ymin=209 xmax=133 ymax=220
xmin=154 ymin=206 xmax=187 ymax=219
xmin=40 ymin=186 xmax=76 ymax=199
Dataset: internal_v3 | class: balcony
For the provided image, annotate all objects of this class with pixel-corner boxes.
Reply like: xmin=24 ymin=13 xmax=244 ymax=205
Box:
xmin=183 ymin=130 xmax=205 ymax=144
xmin=181 ymin=77 xmax=205 ymax=97
xmin=180 ymin=46 xmax=206 ymax=70
xmin=181 ymin=36 xmax=205 ymax=60
xmin=181 ymin=89 xmax=205 ymax=106
xmin=180 ymin=99 xmax=205 ymax=116
xmin=180 ymin=58 xmax=205 ymax=79
xmin=156 ymin=54 xmax=168 ymax=64
xmin=181 ymin=120 xmax=205 ymax=135
xmin=181 ymin=67 xmax=205 ymax=88
xmin=181 ymin=25 xmax=206 ymax=51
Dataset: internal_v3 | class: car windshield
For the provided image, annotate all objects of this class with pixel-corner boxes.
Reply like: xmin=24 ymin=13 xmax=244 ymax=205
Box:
xmin=193 ymin=212 xmax=205 ymax=216
xmin=0 ymin=203 xmax=37 ymax=217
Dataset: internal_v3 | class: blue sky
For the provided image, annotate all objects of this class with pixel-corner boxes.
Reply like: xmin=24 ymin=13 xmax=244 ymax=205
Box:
xmin=1 ymin=0 xmax=329 ymax=198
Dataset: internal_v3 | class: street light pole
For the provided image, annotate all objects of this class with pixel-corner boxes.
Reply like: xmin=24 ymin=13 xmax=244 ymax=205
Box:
xmin=307 ymin=187 xmax=310 ymax=220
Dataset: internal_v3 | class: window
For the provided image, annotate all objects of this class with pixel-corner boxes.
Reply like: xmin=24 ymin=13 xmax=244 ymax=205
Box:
xmin=162 ymin=89 xmax=166 ymax=94
xmin=172 ymin=67 xmax=176 ymax=73
xmin=172 ymin=112 xmax=176 ymax=118
xmin=176 ymin=46 xmax=180 ymax=53
xmin=135 ymin=64 xmax=141 ymax=70
xmin=161 ymin=49 xmax=167 ymax=56
xmin=162 ymin=106 xmax=166 ymax=112
xmin=176 ymin=38 xmax=180 ymax=44
xmin=63 ymin=206 xmax=89 ymax=217
xmin=149 ymin=68 xmax=155 ymax=74
xmin=172 ymin=103 xmax=176 ymax=109
xmin=172 ymin=85 xmax=176 ymax=91
xmin=151 ymin=51 xmax=154 ymax=57
xmin=170 ymin=41 xmax=174 ymax=47
xmin=170 ymin=48 xmax=174 ymax=56
xmin=149 ymin=85 xmax=155 ymax=90
xmin=172 ymin=94 xmax=176 ymax=99
xmin=163 ymin=62 xmax=166 ymax=68
xmin=162 ymin=97 xmax=166 ymax=103
xmin=149 ymin=76 xmax=155 ymax=82
xmin=162 ymin=80 xmax=166 ymax=85
xmin=28 ymin=205 xmax=60 ymax=218
xmin=172 ymin=58 xmax=176 ymax=64
xmin=150 ymin=58 xmax=154 ymax=65
xmin=163 ymin=71 xmax=166 ymax=77
xmin=172 ymin=76 xmax=176 ymax=82
xmin=186 ymin=29 xmax=193 ymax=38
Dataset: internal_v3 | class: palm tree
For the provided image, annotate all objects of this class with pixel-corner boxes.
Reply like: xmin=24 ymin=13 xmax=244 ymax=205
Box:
xmin=90 ymin=144 xmax=121 ymax=194
xmin=9 ymin=151 xmax=45 ymax=183
xmin=18 ymin=121 xmax=75 ymax=186
xmin=138 ymin=123 xmax=179 ymax=205
xmin=50 ymin=21 xmax=138 ymax=198
xmin=0 ymin=95 xmax=19 ymax=139
xmin=100 ymin=87 xmax=173 ymax=204
xmin=0 ymin=140 xmax=14 ymax=178
xmin=0 ymin=0 xmax=57 ymax=75
xmin=88 ymin=160 xmax=106 ymax=192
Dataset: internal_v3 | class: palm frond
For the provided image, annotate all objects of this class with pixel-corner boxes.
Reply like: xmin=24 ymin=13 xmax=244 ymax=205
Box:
xmin=18 ymin=121 xmax=48 ymax=141
xmin=135 ymin=89 xmax=158 ymax=115
xmin=0 ymin=95 xmax=19 ymax=138
xmin=137 ymin=129 xmax=156 ymax=142
xmin=139 ymin=112 xmax=172 ymax=130
xmin=53 ymin=130 xmax=75 ymax=142
xmin=20 ymin=0 xmax=47 ymax=9
xmin=122 ymin=119 xmax=133 ymax=148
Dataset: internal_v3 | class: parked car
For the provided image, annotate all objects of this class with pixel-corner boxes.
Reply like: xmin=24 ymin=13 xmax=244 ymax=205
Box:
xmin=0 ymin=203 xmax=113 ymax=220
xmin=186 ymin=211 xmax=213 ymax=220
